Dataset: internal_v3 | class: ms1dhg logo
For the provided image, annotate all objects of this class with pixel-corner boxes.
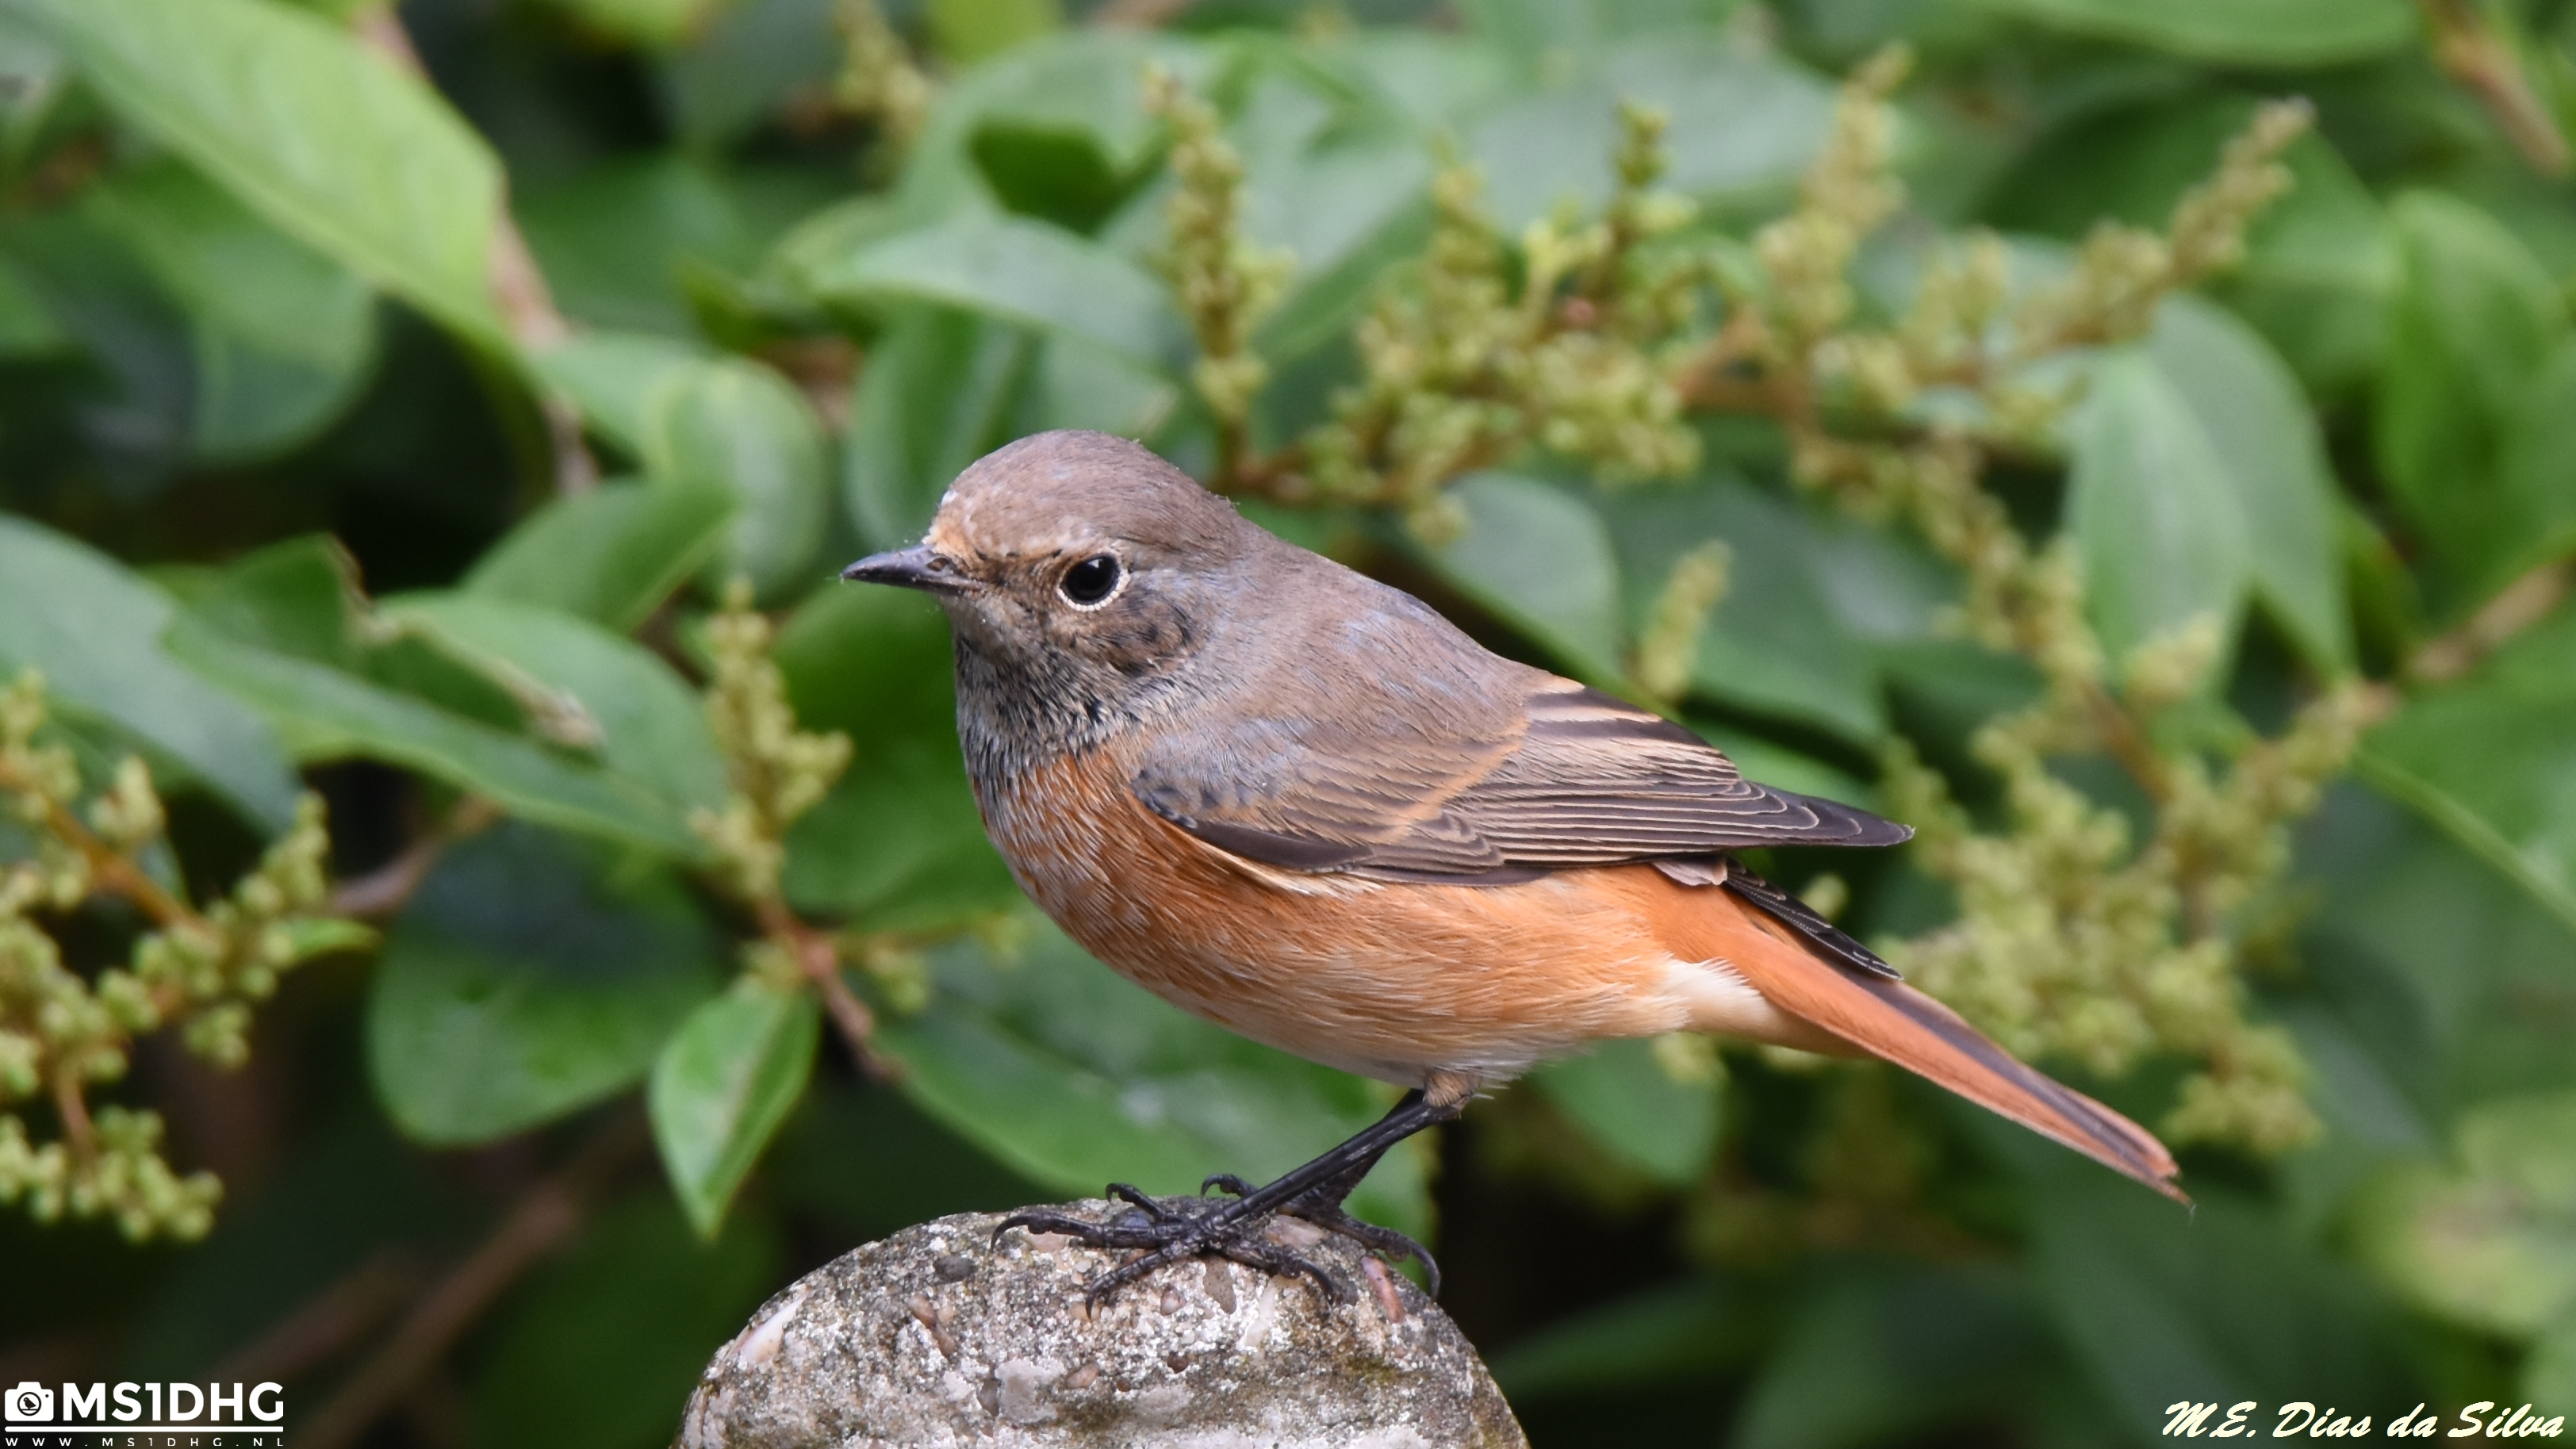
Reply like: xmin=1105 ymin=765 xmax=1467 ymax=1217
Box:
xmin=5 ymin=1381 xmax=286 ymax=1445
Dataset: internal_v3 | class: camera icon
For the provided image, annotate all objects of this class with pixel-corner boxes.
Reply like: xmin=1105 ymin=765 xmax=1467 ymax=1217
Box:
xmin=6 ymin=1383 xmax=52 ymax=1422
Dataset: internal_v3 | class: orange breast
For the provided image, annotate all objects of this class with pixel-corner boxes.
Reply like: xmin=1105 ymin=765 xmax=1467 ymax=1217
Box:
xmin=976 ymin=745 xmax=1698 ymax=1084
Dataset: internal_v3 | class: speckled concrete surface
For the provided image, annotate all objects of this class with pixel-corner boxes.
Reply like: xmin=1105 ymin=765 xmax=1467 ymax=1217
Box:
xmin=675 ymin=1203 xmax=1526 ymax=1449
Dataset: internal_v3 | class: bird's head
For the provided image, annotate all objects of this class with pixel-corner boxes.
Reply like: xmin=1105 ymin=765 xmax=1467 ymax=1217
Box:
xmin=841 ymin=430 xmax=1252 ymax=737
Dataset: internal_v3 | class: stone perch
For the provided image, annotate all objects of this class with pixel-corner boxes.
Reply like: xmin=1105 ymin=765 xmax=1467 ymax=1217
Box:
xmin=675 ymin=1202 xmax=1528 ymax=1448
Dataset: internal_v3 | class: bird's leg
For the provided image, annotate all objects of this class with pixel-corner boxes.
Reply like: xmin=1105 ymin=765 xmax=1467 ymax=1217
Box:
xmin=1202 ymin=1147 xmax=1443 ymax=1294
xmin=995 ymin=1085 xmax=1465 ymax=1303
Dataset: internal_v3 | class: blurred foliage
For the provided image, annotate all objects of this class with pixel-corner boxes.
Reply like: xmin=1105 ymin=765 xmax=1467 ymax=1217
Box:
xmin=2 ymin=0 xmax=2575 ymax=1445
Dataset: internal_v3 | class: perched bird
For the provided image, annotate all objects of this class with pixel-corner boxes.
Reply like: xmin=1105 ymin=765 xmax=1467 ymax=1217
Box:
xmin=844 ymin=429 xmax=2182 ymax=1300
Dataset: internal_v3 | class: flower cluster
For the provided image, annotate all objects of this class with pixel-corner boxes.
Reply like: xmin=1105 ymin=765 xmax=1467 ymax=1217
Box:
xmin=1633 ymin=540 xmax=1731 ymax=707
xmin=1144 ymin=67 xmax=1294 ymax=489
xmin=1724 ymin=59 xmax=2344 ymax=1152
xmin=832 ymin=0 xmax=933 ymax=159
xmin=1298 ymin=105 xmax=1703 ymax=536
xmin=685 ymin=584 xmax=887 ymax=1064
xmin=0 ymin=671 xmax=358 ymax=1238
xmin=690 ymin=581 xmax=855 ymax=907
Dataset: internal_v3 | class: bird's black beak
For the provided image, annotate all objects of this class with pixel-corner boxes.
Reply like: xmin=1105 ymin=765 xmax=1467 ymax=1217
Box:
xmin=841 ymin=545 xmax=970 ymax=595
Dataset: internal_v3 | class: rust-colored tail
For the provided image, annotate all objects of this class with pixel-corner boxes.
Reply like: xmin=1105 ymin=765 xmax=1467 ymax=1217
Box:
xmin=1650 ymin=868 xmax=2187 ymax=1203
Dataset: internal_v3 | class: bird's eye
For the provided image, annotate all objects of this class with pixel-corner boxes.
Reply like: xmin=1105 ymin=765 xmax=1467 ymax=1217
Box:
xmin=1058 ymin=553 xmax=1123 ymax=607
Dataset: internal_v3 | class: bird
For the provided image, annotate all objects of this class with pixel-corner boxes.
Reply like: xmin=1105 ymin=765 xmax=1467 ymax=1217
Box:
xmin=842 ymin=428 xmax=2183 ymax=1301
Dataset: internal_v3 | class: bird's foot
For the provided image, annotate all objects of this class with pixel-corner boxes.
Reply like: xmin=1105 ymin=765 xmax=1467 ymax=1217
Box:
xmin=1201 ymin=1174 xmax=1442 ymax=1298
xmin=995 ymin=1179 xmax=1434 ymax=1305
xmin=995 ymin=1089 xmax=1459 ymax=1305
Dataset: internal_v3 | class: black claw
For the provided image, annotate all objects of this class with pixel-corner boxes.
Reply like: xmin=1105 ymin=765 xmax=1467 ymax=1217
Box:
xmin=1216 ymin=1237 xmax=1348 ymax=1302
xmin=995 ymin=1209 xmax=1118 ymax=1246
xmin=994 ymin=1209 xmax=1070 ymax=1243
xmin=993 ymin=1088 xmax=1466 ymax=1305
xmin=1104 ymin=1183 xmax=1170 ymax=1220
xmin=1276 ymin=1198 xmax=1443 ymax=1298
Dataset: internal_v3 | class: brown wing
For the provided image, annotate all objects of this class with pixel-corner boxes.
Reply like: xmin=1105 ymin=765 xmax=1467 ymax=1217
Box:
xmin=1133 ymin=678 xmax=1909 ymax=884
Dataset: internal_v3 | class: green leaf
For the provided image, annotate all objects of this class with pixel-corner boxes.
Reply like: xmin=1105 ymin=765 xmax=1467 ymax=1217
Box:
xmin=649 ymin=980 xmax=821 ymax=1236
xmin=2064 ymin=346 xmax=2250 ymax=665
xmin=1422 ymin=472 xmax=1628 ymax=684
xmin=773 ymin=583 xmax=1019 ymax=933
xmin=168 ymin=539 xmax=706 ymax=856
xmin=765 ymin=195 xmax=916 ymax=303
xmin=463 ymin=480 xmax=736 ymax=633
xmin=2348 ymin=1090 xmax=2576 ymax=1338
xmin=875 ymin=915 xmax=1432 ymax=1241
xmin=0 ymin=208 xmax=201 ymax=470
xmin=532 ymin=331 xmax=705 ymax=456
xmin=2494 ymin=337 xmax=2576 ymax=587
xmin=2359 ymin=608 xmax=2576 ymax=937
xmin=926 ymin=0 xmax=1060 ymax=67
xmin=1459 ymin=0 xmax=1737 ymax=65
xmin=84 ymin=157 xmax=373 ymax=379
xmin=525 ymin=0 xmax=719 ymax=51
xmin=7 ymin=0 xmax=504 ymax=339
xmin=660 ymin=0 xmax=843 ymax=148
xmin=1466 ymin=39 xmax=1837 ymax=231
xmin=773 ymin=565 xmax=961 ymax=748
xmin=470 ymin=1198 xmax=780 ymax=1449
xmin=1253 ymin=190 xmax=1432 ymax=369
xmin=807 ymin=212 xmax=1185 ymax=369
xmin=784 ymin=762 xmax=1020 ymax=936
xmin=2271 ymin=997 xmax=2433 ymax=1159
xmin=641 ymin=356 xmax=830 ymax=602
xmin=894 ymin=29 xmax=1195 ymax=220
xmin=1734 ymin=1263 xmax=2060 ymax=1449
xmin=0 ymin=515 xmax=300 ymax=831
xmin=2011 ymin=1154 xmax=2420 ymax=1432
xmin=1013 ymin=332 xmax=1180 ymax=447
xmin=1996 ymin=196 xmax=2356 ymax=645
xmin=2221 ymin=134 xmax=2395 ymax=402
xmin=367 ymin=822 xmax=727 ymax=1144
xmin=2530 ymin=1313 xmax=2576 ymax=1410
xmin=0 ymin=251 xmax=63 ymax=356
xmin=87 ymin=159 xmax=378 ymax=462
xmin=1599 ymin=471 xmax=1902 ymax=743
xmin=2375 ymin=191 xmax=2571 ymax=607
xmin=842 ymin=304 xmax=1033 ymax=550
xmin=1528 ymin=1038 xmax=1720 ymax=1186
xmin=2145 ymin=298 xmax=2352 ymax=672
xmin=2302 ymin=783 xmax=2576 ymax=1112
xmin=1980 ymin=0 xmax=2414 ymax=65
xmin=382 ymin=592 xmax=730 ymax=818
xmin=517 ymin=155 xmax=754 ymax=338
xmin=1321 ymin=30 xmax=1518 ymax=139
xmin=1489 ymin=1278 xmax=1746 ymax=1401
xmin=1226 ymin=72 xmax=1437 ymax=363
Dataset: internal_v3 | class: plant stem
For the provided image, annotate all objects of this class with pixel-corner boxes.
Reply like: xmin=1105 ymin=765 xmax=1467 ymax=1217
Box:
xmin=297 ymin=1117 xmax=645 ymax=1449
xmin=52 ymin=1069 xmax=93 ymax=1158
xmin=328 ymin=797 xmax=502 ymax=919
xmin=755 ymin=899 xmax=889 ymax=1079
xmin=2417 ymin=0 xmax=2572 ymax=176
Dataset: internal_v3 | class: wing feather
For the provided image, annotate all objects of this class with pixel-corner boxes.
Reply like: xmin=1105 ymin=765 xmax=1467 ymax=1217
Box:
xmin=1134 ymin=678 xmax=1910 ymax=883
